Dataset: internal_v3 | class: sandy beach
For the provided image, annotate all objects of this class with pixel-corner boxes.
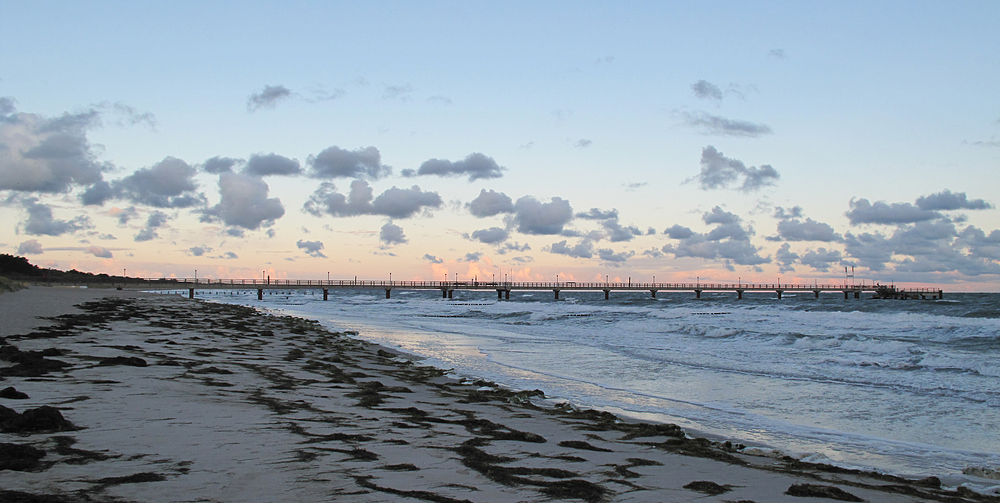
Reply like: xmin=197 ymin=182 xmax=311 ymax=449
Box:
xmin=0 ymin=287 xmax=991 ymax=502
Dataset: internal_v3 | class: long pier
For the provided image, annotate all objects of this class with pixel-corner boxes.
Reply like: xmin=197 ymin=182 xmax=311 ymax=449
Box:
xmin=87 ymin=278 xmax=943 ymax=301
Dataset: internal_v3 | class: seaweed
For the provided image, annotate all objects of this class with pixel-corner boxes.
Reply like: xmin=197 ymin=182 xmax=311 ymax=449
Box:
xmin=683 ymin=480 xmax=732 ymax=495
xmin=0 ymin=442 xmax=47 ymax=471
xmin=354 ymin=476 xmax=474 ymax=503
xmin=784 ymin=483 xmax=864 ymax=502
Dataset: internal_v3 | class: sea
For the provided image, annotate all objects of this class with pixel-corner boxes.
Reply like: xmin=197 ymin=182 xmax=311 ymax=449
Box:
xmin=187 ymin=287 xmax=1000 ymax=479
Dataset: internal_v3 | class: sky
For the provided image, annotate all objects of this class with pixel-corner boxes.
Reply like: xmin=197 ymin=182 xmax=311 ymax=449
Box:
xmin=2 ymin=1 xmax=999 ymax=290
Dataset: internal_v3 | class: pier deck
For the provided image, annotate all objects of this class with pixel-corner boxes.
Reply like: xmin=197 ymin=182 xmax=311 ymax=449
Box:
xmin=34 ymin=278 xmax=943 ymax=301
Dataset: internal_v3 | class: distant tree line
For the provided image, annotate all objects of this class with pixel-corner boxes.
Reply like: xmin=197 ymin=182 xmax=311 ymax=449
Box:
xmin=0 ymin=254 xmax=121 ymax=280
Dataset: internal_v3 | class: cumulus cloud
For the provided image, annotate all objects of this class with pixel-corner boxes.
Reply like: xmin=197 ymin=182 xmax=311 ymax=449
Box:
xmin=774 ymin=218 xmax=842 ymax=242
xmin=601 ymin=219 xmax=643 ymax=242
xmin=844 ymin=231 xmax=893 ymax=271
xmin=800 ymin=248 xmax=843 ymax=271
xmin=597 ymin=248 xmax=635 ymax=264
xmin=461 ymin=252 xmax=483 ymax=262
xmin=663 ymin=224 xmax=695 ymax=240
xmin=201 ymin=172 xmax=285 ymax=230
xmin=768 ymin=48 xmax=786 ymax=59
xmin=467 ymin=189 xmax=514 ymax=217
xmin=403 ymin=152 xmax=504 ymax=181
xmin=548 ymin=240 xmax=594 ymax=259
xmin=17 ymin=239 xmax=43 ymax=255
xmin=842 ymin=220 xmax=1000 ymax=276
xmin=201 ymin=156 xmax=242 ymax=174
xmin=692 ymin=80 xmax=723 ymax=100
xmin=513 ymin=196 xmax=573 ymax=235
xmin=134 ymin=210 xmax=169 ymax=242
xmin=189 ymin=245 xmax=212 ymax=257
xmin=117 ymin=156 xmax=205 ymax=208
xmin=247 ymin=85 xmax=293 ymax=112
xmin=845 ymin=198 xmax=942 ymax=225
xmin=85 ymin=245 xmax=113 ymax=258
xmin=296 ymin=239 xmax=327 ymax=258
xmin=21 ymin=198 xmax=92 ymax=236
xmin=773 ymin=206 xmax=804 ymax=220
xmin=112 ymin=206 xmax=139 ymax=225
xmin=574 ymin=139 xmax=592 ymax=148
xmin=307 ymin=145 xmax=391 ymax=180
xmin=244 ymin=153 xmax=301 ymax=176
xmin=422 ymin=254 xmax=443 ymax=264
xmin=470 ymin=227 xmax=509 ymax=244
xmin=576 ymin=208 xmax=618 ymax=220
xmin=680 ymin=111 xmax=773 ymax=137
xmin=915 ymin=189 xmax=992 ymax=211
xmin=305 ymin=180 xmax=442 ymax=219
xmin=0 ymin=101 xmax=110 ymax=193
xmin=775 ymin=243 xmax=799 ymax=273
xmin=495 ymin=242 xmax=530 ymax=255
xmin=379 ymin=221 xmax=407 ymax=246
xmin=661 ymin=206 xmax=769 ymax=268
xmin=690 ymin=146 xmax=779 ymax=192
xmin=623 ymin=182 xmax=647 ymax=192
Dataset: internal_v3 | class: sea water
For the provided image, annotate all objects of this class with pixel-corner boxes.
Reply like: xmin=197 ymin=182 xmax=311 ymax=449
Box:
xmin=192 ymin=288 xmax=1000 ymax=478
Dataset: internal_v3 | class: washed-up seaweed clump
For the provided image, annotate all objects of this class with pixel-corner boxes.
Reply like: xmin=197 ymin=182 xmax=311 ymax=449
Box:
xmin=684 ymin=480 xmax=733 ymax=495
xmin=0 ymin=346 xmax=70 ymax=377
xmin=785 ymin=483 xmax=864 ymax=502
xmin=0 ymin=405 xmax=75 ymax=433
xmin=0 ymin=386 xmax=29 ymax=399
xmin=0 ymin=442 xmax=47 ymax=471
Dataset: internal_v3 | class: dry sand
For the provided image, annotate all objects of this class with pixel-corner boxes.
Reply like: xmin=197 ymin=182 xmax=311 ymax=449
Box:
xmin=0 ymin=286 xmax=988 ymax=502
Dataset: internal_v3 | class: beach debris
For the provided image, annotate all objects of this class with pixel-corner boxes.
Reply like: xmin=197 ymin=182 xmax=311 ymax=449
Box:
xmin=0 ymin=405 xmax=75 ymax=433
xmin=0 ymin=386 xmax=29 ymax=399
xmin=0 ymin=442 xmax=47 ymax=471
xmin=93 ymin=472 xmax=167 ymax=486
xmin=784 ymin=483 xmax=864 ymax=501
xmin=382 ymin=463 xmax=419 ymax=471
xmin=97 ymin=356 xmax=147 ymax=367
xmin=683 ymin=480 xmax=733 ymax=495
xmin=0 ymin=345 xmax=71 ymax=377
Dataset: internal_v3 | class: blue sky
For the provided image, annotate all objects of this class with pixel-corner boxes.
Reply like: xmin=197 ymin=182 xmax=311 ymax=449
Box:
xmin=2 ymin=1 xmax=999 ymax=289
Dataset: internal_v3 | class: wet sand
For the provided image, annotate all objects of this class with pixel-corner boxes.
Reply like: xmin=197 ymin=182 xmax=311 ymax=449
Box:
xmin=0 ymin=287 xmax=985 ymax=502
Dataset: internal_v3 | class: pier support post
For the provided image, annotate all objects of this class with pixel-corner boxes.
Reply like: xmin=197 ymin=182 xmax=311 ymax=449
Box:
xmin=854 ymin=291 xmax=860 ymax=299
xmin=844 ymin=291 xmax=849 ymax=299
xmin=497 ymin=290 xmax=503 ymax=300
xmin=603 ymin=289 xmax=610 ymax=300
xmin=442 ymin=289 xmax=448 ymax=298
xmin=188 ymin=288 xmax=194 ymax=299
xmin=385 ymin=289 xmax=391 ymax=299
xmin=695 ymin=290 xmax=702 ymax=299
xmin=736 ymin=289 xmax=744 ymax=300
xmin=776 ymin=290 xmax=783 ymax=300
xmin=814 ymin=290 xmax=820 ymax=299
xmin=938 ymin=289 xmax=943 ymax=299
xmin=553 ymin=289 xmax=560 ymax=300
xmin=650 ymin=290 xmax=657 ymax=299
xmin=257 ymin=289 xmax=263 ymax=300
xmin=504 ymin=290 xmax=510 ymax=300
xmin=323 ymin=288 xmax=328 ymax=301
xmin=448 ymin=290 xmax=453 ymax=299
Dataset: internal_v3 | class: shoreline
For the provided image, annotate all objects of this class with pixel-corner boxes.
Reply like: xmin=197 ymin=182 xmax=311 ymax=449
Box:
xmin=1 ymin=286 xmax=997 ymax=502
